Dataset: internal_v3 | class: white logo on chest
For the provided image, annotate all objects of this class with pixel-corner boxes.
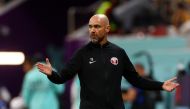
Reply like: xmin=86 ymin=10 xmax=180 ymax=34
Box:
xmin=110 ymin=57 xmax=118 ymax=65
xmin=89 ymin=58 xmax=96 ymax=64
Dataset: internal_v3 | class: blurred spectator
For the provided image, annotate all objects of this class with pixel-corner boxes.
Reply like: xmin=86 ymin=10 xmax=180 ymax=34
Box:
xmin=169 ymin=1 xmax=190 ymax=36
xmin=175 ymin=63 xmax=190 ymax=109
xmin=0 ymin=86 xmax=11 ymax=109
xmin=0 ymin=100 xmax=6 ymax=109
xmin=21 ymin=54 xmax=65 ymax=109
xmin=130 ymin=63 xmax=162 ymax=109
xmin=113 ymin=0 xmax=165 ymax=34
xmin=96 ymin=0 xmax=122 ymax=34
xmin=121 ymin=77 xmax=136 ymax=109
xmin=9 ymin=96 xmax=25 ymax=109
xmin=70 ymin=75 xmax=80 ymax=109
xmin=171 ymin=2 xmax=190 ymax=29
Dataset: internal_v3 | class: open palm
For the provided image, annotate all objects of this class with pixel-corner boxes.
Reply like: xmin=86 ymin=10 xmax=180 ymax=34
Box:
xmin=162 ymin=77 xmax=179 ymax=92
xmin=36 ymin=58 xmax=53 ymax=76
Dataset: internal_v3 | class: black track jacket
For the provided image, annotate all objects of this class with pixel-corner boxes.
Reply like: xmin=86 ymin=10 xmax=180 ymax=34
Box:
xmin=48 ymin=41 xmax=163 ymax=109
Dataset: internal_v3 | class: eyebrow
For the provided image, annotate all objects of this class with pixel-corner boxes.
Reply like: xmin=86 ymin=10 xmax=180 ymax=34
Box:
xmin=88 ymin=24 xmax=101 ymax=27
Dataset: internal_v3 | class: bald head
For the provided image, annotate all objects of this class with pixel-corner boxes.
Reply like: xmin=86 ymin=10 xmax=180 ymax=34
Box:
xmin=88 ymin=14 xmax=110 ymax=45
xmin=89 ymin=14 xmax=110 ymax=26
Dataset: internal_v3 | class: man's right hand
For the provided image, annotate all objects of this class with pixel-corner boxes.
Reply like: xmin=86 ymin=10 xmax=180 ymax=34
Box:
xmin=36 ymin=58 xmax=53 ymax=76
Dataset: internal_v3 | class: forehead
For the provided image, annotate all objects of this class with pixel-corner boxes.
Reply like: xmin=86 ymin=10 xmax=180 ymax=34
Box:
xmin=89 ymin=16 xmax=104 ymax=25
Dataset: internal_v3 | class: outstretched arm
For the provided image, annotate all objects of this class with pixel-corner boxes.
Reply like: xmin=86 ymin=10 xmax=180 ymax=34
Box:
xmin=36 ymin=48 xmax=82 ymax=84
xmin=122 ymin=49 xmax=179 ymax=91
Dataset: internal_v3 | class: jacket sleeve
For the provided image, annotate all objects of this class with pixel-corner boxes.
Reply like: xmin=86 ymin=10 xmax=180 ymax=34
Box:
xmin=121 ymin=49 xmax=164 ymax=90
xmin=48 ymin=49 xmax=82 ymax=84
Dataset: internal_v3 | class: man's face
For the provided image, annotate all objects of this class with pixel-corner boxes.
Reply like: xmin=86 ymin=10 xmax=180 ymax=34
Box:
xmin=88 ymin=16 xmax=109 ymax=44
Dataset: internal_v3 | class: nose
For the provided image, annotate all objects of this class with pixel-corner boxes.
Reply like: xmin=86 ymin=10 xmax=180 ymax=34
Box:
xmin=91 ymin=31 xmax=95 ymax=34
xmin=90 ymin=27 xmax=95 ymax=33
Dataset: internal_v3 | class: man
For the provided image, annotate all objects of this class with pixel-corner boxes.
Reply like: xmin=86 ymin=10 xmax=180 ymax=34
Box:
xmin=36 ymin=14 xmax=179 ymax=109
xmin=22 ymin=56 xmax=64 ymax=109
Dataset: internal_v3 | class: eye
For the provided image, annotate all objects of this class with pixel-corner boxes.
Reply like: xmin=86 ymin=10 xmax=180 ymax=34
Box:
xmin=94 ymin=25 xmax=101 ymax=28
xmin=88 ymin=25 xmax=92 ymax=29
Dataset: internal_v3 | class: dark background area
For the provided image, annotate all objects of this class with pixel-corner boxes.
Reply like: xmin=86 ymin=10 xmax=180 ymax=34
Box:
xmin=0 ymin=0 xmax=96 ymax=98
xmin=24 ymin=0 xmax=97 ymax=46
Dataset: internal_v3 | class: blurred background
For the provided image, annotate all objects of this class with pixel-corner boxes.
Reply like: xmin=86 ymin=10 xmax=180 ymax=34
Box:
xmin=0 ymin=0 xmax=190 ymax=109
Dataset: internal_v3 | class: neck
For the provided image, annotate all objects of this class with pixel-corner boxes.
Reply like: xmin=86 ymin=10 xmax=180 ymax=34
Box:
xmin=99 ymin=37 xmax=108 ymax=46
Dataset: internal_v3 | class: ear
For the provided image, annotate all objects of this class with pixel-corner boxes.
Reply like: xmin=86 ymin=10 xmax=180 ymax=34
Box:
xmin=105 ymin=25 xmax=111 ymax=33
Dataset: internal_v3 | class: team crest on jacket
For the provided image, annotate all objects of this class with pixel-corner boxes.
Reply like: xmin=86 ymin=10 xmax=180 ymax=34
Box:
xmin=110 ymin=57 xmax=118 ymax=65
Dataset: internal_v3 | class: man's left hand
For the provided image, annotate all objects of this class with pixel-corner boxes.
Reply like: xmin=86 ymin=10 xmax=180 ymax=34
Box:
xmin=162 ymin=77 xmax=179 ymax=92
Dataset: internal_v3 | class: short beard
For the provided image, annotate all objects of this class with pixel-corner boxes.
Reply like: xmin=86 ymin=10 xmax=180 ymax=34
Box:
xmin=90 ymin=35 xmax=105 ymax=44
xmin=90 ymin=38 xmax=99 ymax=43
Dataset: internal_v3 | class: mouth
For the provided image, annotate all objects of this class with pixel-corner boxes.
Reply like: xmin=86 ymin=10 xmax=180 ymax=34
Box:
xmin=90 ymin=34 xmax=96 ymax=39
xmin=90 ymin=35 xmax=98 ymax=43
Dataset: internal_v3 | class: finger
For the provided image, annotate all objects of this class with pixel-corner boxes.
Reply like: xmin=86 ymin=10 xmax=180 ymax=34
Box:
xmin=37 ymin=66 xmax=44 ymax=71
xmin=167 ymin=77 xmax=177 ymax=82
xmin=172 ymin=85 xmax=179 ymax=90
xmin=39 ymin=69 xmax=44 ymax=73
xmin=39 ymin=69 xmax=45 ymax=73
xmin=36 ymin=62 xmax=44 ymax=67
xmin=170 ymin=88 xmax=175 ymax=92
xmin=36 ymin=63 xmax=45 ymax=69
xmin=46 ymin=58 xmax=50 ymax=65
xmin=38 ymin=66 xmax=47 ymax=72
xmin=170 ymin=83 xmax=180 ymax=91
xmin=176 ymin=83 xmax=180 ymax=86
xmin=35 ymin=62 xmax=40 ymax=66
xmin=174 ymin=83 xmax=180 ymax=87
